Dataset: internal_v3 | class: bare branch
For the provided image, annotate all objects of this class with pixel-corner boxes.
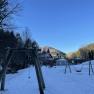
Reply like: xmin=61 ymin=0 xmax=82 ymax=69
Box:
xmin=0 ymin=3 xmax=20 ymax=24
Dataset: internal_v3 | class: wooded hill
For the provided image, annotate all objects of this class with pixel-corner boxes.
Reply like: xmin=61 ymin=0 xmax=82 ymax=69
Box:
xmin=67 ymin=43 xmax=94 ymax=60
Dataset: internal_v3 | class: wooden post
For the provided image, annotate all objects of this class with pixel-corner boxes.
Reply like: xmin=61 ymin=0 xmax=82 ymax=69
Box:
xmin=1 ymin=48 xmax=11 ymax=90
xmin=0 ymin=59 xmax=3 ymax=81
xmin=36 ymin=55 xmax=45 ymax=89
xmin=34 ymin=49 xmax=45 ymax=89
xmin=32 ymin=48 xmax=44 ymax=94
xmin=1 ymin=71 xmax=6 ymax=90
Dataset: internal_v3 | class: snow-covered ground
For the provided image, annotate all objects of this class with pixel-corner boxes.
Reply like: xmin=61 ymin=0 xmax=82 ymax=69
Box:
xmin=1 ymin=61 xmax=94 ymax=94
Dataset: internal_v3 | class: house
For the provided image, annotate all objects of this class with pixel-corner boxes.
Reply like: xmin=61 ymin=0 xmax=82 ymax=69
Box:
xmin=38 ymin=50 xmax=54 ymax=66
xmin=41 ymin=46 xmax=66 ymax=59
xmin=38 ymin=46 xmax=66 ymax=66
xmin=55 ymin=59 xmax=68 ymax=66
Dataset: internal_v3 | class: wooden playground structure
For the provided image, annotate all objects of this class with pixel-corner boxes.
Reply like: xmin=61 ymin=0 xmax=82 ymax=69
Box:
xmin=0 ymin=47 xmax=45 ymax=94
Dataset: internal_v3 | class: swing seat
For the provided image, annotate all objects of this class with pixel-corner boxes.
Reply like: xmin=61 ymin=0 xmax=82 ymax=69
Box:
xmin=76 ymin=70 xmax=81 ymax=72
xmin=28 ymin=76 xmax=31 ymax=79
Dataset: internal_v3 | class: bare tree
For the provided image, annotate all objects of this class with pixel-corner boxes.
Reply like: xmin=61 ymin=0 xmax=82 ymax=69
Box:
xmin=79 ymin=47 xmax=89 ymax=60
xmin=23 ymin=27 xmax=32 ymax=42
xmin=23 ymin=27 xmax=32 ymax=48
xmin=0 ymin=0 xmax=21 ymax=30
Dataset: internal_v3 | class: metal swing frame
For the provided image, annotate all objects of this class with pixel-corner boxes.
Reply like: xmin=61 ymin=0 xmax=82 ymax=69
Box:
xmin=64 ymin=61 xmax=72 ymax=74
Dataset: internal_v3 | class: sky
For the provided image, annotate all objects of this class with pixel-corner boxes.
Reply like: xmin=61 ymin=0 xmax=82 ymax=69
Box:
xmin=14 ymin=0 xmax=94 ymax=53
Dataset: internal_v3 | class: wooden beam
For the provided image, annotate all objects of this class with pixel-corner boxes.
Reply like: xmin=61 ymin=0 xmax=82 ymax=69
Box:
xmin=1 ymin=48 xmax=11 ymax=90
xmin=32 ymin=49 xmax=44 ymax=94
xmin=36 ymin=58 xmax=45 ymax=89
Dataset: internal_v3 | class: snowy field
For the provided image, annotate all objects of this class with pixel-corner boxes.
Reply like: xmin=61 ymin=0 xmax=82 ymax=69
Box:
xmin=1 ymin=61 xmax=94 ymax=94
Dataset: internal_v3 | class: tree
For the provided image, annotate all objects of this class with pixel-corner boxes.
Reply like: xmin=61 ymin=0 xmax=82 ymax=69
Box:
xmin=0 ymin=0 xmax=20 ymax=29
xmin=16 ymin=33 xmax=24 ymax=48
xmin=23 ymin=27 xmax=32 ymax=48
xmin=0 ymin=29 xmax=17 ymax=48
xmin=24 ymin=38 xmax=32 ymax=48
xmin=67 ymin=52 xmax=77 ymax=59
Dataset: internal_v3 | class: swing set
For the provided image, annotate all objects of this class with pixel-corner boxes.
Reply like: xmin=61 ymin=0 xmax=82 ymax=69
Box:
xmin=73 ymin=61 xmax=94 ymax=75
xmin=64 ymin=58 xmax=94 ymax=75
xmin=73 ymin=50 xmax=94 ymax=75
xmin=0 ymin=47 xmax=45 ymax=94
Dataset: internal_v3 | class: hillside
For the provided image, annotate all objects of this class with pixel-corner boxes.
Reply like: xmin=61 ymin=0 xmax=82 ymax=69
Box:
xmin=67 ymin=43 xmax=94 ymax=59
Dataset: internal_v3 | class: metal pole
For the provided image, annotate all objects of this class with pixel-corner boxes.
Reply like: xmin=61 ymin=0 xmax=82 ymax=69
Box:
xmin=89 ymin=61 xmax=91 ymax=76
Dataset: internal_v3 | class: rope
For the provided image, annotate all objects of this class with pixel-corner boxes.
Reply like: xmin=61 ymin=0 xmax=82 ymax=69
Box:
xmin=28 ymin=65 xmax=31 ymax=79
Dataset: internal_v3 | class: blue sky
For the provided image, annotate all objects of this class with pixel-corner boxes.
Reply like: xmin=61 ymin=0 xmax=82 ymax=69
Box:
xmin=14 ymin=0 xmax=94 ymax=53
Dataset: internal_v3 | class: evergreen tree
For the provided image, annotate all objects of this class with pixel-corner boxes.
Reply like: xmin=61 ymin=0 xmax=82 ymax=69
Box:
xmin=16 ymin=33 xmax=24 ymax=48
xmin=24 ymin=38 xmax=32 ymax=48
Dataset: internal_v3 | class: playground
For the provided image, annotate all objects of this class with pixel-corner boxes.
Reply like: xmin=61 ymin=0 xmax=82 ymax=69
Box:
xmin=0 ymin=60 xmax=94 ymax=94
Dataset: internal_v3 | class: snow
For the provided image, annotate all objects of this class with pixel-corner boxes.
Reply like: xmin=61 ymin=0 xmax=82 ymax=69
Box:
xmin=1 ymin=61 xmax=94 ymax=94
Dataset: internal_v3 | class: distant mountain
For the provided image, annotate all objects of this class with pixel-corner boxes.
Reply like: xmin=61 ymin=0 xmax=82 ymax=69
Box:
xmin=41 ymin=46 xmax=66 ymax=59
